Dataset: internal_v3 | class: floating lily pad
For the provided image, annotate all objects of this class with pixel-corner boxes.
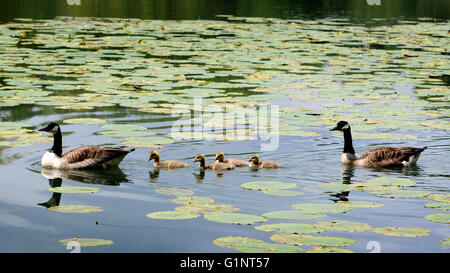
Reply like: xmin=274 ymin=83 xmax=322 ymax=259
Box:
xmin=170 ymin=196 xmax=215 ymax=206
xmin=270 ymin=234 xmax=356 ymax=247
xmin=121 ymin=136 xmax=174 ymax=148
xmin=59 ymin=238 xmax=114 ymax=247
xmin=175 ymin=203 xmax=240 ymax=214
xmin=425 ymin=213 xmax=450 ymax=224
xmin=48 ymin=205 xmax=102 ymax=213
xmin=365 ymin=177 xmax=416 ymax=188
xmin=255 ymin=223 xmax=326 ymax=234
xmin=440 ymin=238 xmax=450 ymax=248
xmin=261 ymin=189 xmax=304 ymax=197
xmin=424 ymin=202 xmax=450 ymax=211
xmin=213 ymin=236 xmax=305 ymax=253
xmin=63 ymin=118 xmax=107 ymax=125
xmin=371 ymin=189 xmax=430 ymax=199
xmin=336 ymin=201 xmax=384 ymax=208
xmin=47 ymin=186 xmax=100 ymax=194
xmin=98 ymin=130 xmax=155 ymax=137
xmin=291 ymin=203 xmax=352 ymax=214
xmin=145 ymin=210 xmax=200 ymax=220
xmin=425 ymin=194 xmax=450 ymax=203
xmin=241 ymin=181 xmax=297 ymax=191
xmin=204 ymin=212 xmax=266 ymax=225
xmin=100 ymin=124 xmax=147 ymax=131
xmin=262 ymin=210 xmax=327 ymax=220
xmin=372 ymin=227 xmax=431 ymax=237
xmin=306 ymin=246 xmax=353 ymax=253
xmin=154 ymin=187 xmax=194 ymax=196
xmin=314 ymin=220 xmax=372 ymax=232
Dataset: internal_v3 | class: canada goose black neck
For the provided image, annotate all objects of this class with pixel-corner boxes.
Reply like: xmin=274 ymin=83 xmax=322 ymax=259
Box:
xmin=343 ymin=127 xmax=355 ymax=155
xmin=51 ymin=128 xmax=63 ymax=157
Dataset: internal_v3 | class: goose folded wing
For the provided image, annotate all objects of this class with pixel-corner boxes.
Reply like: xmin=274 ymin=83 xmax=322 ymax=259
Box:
xmin=359 ymin=146 xmax=423 ymax=166
xmin=62 ymin=146 xmax=133 ymax=168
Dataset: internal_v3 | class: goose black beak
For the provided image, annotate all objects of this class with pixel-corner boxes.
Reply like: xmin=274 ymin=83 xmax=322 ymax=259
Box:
xmin=329 ymin=126 xmax=339 ymax=131
xmin=38 ymin=127 xmax=46 ymax=132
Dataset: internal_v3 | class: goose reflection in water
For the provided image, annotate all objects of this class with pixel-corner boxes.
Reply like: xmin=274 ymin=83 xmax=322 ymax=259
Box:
xmin=330 ymin=164 xmax=356 ymax=202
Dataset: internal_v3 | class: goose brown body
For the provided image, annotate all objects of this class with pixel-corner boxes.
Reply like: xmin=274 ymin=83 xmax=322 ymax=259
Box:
xmin=331 ymin=121 xmax=427 ymax=168
xmin=149 ymin=150 xmax=189 ymax=168
xmin=215 ymin=152 xmax=248 ymax=167
xmin=194 ymin=154 xmax=235 ymax=170
xmin=39 ymin=122 xmax=134 ymax=169
xmin=248 ymin=154 xmax=281 ymax=168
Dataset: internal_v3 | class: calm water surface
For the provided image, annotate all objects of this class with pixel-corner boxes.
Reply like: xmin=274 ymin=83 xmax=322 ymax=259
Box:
xmin=0 ymin=0 xmax=449 ymax=253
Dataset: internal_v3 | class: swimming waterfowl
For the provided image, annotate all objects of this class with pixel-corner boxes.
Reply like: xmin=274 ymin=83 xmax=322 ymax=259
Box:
xmin=39 ymin=122 xmax=134 ymax=169
xmin=149 ymin=150 xmax=189 ymax=168
xmin=193 ymin=153 xmax=235 ymax=170
xmin=248 ymin=154 xmax=282 ymax=168
xmin=330 ymin=120 xmax=427 ymax=168
xmin=215 ymin=152 xmax=248 ymax=167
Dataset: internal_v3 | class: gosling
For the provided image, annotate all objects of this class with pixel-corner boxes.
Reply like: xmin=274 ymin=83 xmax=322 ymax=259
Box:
xmin=248 ymin=154 xmax=281 ymax=168
xmin=149 ymin=150 xmax=189 ymax=169
xmin=215 ymin=152 xmax=248 ymax=167
xmin=194 ymin=154 xmax=235 ymax=170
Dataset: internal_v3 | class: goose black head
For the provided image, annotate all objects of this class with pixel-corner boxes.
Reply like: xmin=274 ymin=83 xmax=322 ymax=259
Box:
xmin=330 ymin=121 xmax=350 ymax=132
xmin=38 ymin=122 xmax=60 ymax=135
xmin=149 ymin=150 xmax=159 ymax=161
xmin=248 ymin=154 xmax=260 ymax=163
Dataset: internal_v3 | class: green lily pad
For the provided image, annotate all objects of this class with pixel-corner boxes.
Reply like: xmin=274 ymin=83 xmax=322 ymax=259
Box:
xmin=424 ymin=202 xmax=450 ymax=211
xmin=255 ymin=223 xmax=326 ymax=234
xmin=365 ymin=177 xmax=416 ymax=188
xmin=291 ymin=203 xmax=352 ymax=214
xmin=305 ymin=246 xmax=353 ymax=253
xmin=59 ymin=238 xmax=114 ymax=247
xmin=371 ymin=189 xmax=430 ymax=199
xmin=47 ymin=186 xmax=100 ymax=194
xmin=262 ymin=210 xmax=327 ymax=220
xmin=170 ymin=196 xmax=215 ymax=206
xmin=100 ymin=124 xmax=147 ymax=131
xmin=241 ymin=181 xmax=297 ymax=191
xmin=48 ymin=205 xmax=102 ymax=213
xmin=440 ymin=238 xmax=450 ymax=248
xmin=154 ymin=187 xmax=194 ymax=196
xmin=425 ymin=213 xmax=450 ymax=224
xmin=145 ymin=210 xmax=200 ymax=220
xmin=314 ymin=220 xmax=372 ymax=232
xmin=175 ymin=203 xmax=240 ymax=214
xmin=204 ymin=212 xmax=266 ymax=225
xmin=425 ymin=194 xmax=450 ymax=203
xmin=121 ymin=136 xmax=174 ymax=148
xmin=0 ymin=122 xmax=33 ymax=130
xmin=63 ymin=118 xmax=107 ymax=125
xmin=270 ymin=234 xmax=356 ymax=247
xmin=213 ymin=236 xmax=305 ymax=253
xmin=261 ymin=189 xmax=304 ymax=196
xmin=372 ymin=227 xmax=431 ymax=237
xmin=336 ymin=201 xmax=384 ymax=208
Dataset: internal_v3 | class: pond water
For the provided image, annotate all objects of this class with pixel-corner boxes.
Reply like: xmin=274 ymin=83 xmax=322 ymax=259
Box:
xmin=0 ymin=2 xmax=449 ymax=253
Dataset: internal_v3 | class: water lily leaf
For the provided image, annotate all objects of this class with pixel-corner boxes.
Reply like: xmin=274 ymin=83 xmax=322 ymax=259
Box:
xmin=213 ymin=236 xmax=305 ymax=253
xmin=425 ymin=194 xmax=450 ymax=203
xmin=204 ymin=212 xmax=266 ymax=225
xmin=306 ymin=246 xmax=353 ymax=253
xmin=175 ymin=203 xmax=240 ymax=214
xmin=154 ymin=187 xmax=194 ymax=196
xmin=372 ymin=227 xmax=431 ymax=237
xmin=0 ymin=122 xmax=33 ymax=130
xmin=146 ymin=210 xmax=200 ymax=220
xmin=255 ymin=223 xmax=326 ymax=234
xmin=424 ymin=202 xmax=450 ymax=211
xmin=241 ymin=181 xmax=297 ymax=191
xmin=63 ymin=118 xmax=107 ymax=125
xmin=365 ymin=177 xmax=416 ymax=188
xmin=48 ymin=205 xmax=102 ymax=213
xmin=425 ymin=213 xmax=450 ymax=224
xmin=261 ymin=189 xmax=304 ymax=196
xmin=336 ymin=201 xmax=384 ymax=208
xmin=59 ymin=238 xmax=113 ymax=247
xmin=314 ymin=220 xmax=372 ymax=232
xmin=371 ymin=189 xmax=430 ymax=199
xmin=262 ymin=210 xmax=327 ymax=220
xmin=291 ymin=203 xmax=352 ymax=214
xmin=121 ymin=136 xmax=174 ymax=147
xmin=98 ymin=130 xmax=155 ymax=137
xmin=441 ymin=238 xmax=450 ymax=248
xmin=170 ymin=196 xmax=215 ymax=206
xmin=100 ymin=124 xmax=147 ymax=131
xmin=47 ymin=186 xmax=100 ymax=194
xmin=270 ymin=234 xmax=356 ymax=247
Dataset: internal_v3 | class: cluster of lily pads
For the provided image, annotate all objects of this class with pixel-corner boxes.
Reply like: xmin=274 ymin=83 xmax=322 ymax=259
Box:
xmin=0 ymin=16 xmax=449 ymax=148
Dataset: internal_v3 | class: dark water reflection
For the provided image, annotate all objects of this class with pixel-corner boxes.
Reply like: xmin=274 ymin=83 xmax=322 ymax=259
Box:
xmin=0 ymin=0 xmax=448 ymax=24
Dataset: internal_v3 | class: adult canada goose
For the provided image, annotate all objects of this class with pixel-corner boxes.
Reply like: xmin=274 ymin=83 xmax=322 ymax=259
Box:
xmin=39 ymin=122 xmax=135 ymax=169
xmin=149 ymin=150 xmax=189 ymax=168
xmin=248 ymin=154 xmax=282 ymax=168
xmin=215 ymin=152 xmax=248 ymax=167
xmin=193 ymin=154 xmax=235 ymax=170
xmin=330 ymin=120 xmax=427 ymax=168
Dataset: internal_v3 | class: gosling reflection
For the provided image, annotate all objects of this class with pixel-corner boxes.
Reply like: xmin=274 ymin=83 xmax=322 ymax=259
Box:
xmin=192 ymin=169 xmax=226 ymax=183
xmin=40 ymin=167 xmax=129 ymax=186
xmin=149 ymin=168 xmax=160 ymax=181
xmin=37 ymin=177 xmax=62 ymax=208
